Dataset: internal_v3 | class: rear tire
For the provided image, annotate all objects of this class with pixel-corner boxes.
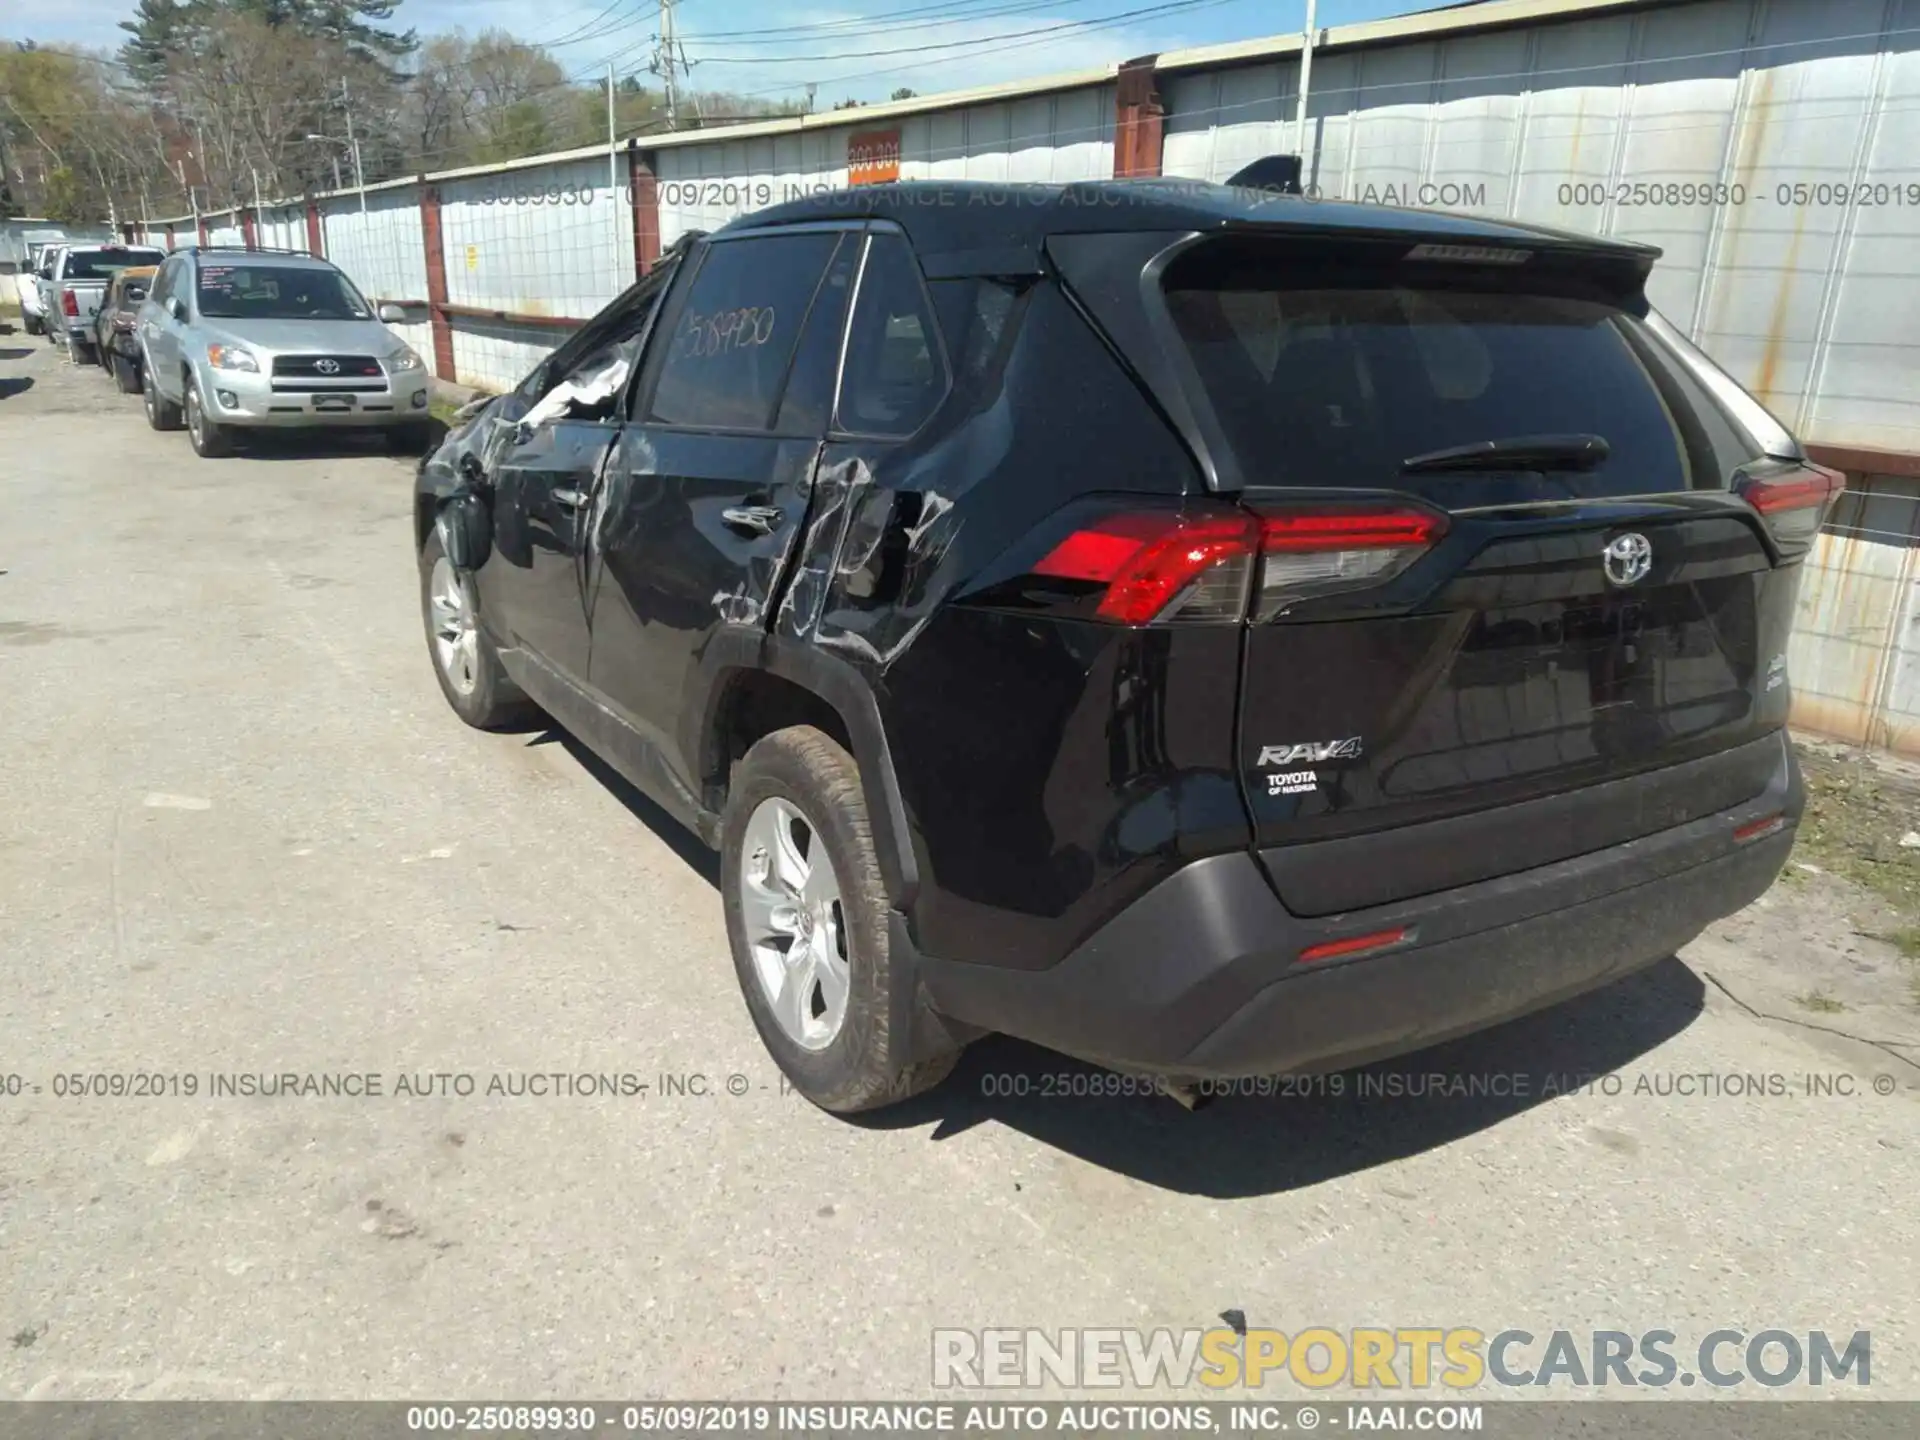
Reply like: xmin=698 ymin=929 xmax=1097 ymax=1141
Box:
xmin=721 ymin=727 xmax=961 ymax=1113
xmin=418 ymin=527 xmax=536 ymax=730
xmin=23 ymin=314 xmax=43 ymax=337
xmin=184 ymin=377 xmax=232 ymax=457
xmin=113 ymin=353 xmax=142 ymax=394
xmin=143 ymin=363 xmax=182 ymax=430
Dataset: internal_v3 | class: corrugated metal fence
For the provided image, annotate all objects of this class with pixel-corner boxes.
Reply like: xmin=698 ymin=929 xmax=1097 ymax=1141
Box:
xmin=129 ymin=0 xmax=1920 ymax=755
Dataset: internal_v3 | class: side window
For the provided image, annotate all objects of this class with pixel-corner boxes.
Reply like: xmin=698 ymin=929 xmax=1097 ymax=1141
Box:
xmin=149 ymin=260 xmax=174 ymax=305
xmin=836 ymin=234 xmax=949 ymax=438
xmin=642 ymin=233 xmax=839 ymax=432
xmin=773 ymin=236 xmax=858 ymax=435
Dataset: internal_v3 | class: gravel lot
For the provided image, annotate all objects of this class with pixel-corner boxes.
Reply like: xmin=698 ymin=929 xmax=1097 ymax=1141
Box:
xmin=1 ymin=337 xmax=1916 ymax=1404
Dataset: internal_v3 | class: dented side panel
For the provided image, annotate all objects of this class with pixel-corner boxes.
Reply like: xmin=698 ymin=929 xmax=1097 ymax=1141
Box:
xmin=586 ymin=426 xmax=827 ymax=782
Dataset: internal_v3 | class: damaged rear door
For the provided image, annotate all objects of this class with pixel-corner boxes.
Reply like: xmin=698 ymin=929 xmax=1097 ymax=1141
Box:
xmin=587 ymin=226 xmax=859 ymax=778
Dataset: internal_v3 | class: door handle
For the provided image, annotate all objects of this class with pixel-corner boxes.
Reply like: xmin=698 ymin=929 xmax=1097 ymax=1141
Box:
xmin=552 ymin=488 xmax=588 ymax=508
xmin=721 ymin=504 xmax=782 ymax=536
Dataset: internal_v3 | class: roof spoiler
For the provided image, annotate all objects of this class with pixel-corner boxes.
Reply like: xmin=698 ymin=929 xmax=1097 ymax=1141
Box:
xmin=1225 ymin=155 xmax=1304 ymax=195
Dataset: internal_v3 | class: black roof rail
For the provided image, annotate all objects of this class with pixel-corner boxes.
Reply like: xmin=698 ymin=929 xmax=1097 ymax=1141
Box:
xmin=174 ymin=244 xmax=315 ymax=257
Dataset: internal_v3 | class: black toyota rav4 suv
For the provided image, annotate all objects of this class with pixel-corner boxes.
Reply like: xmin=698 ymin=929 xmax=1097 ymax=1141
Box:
xmin=415 ymin=176 xmax=1837 ymax=1112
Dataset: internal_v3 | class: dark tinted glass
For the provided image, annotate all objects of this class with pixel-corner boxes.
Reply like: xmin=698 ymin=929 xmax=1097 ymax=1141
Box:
xmin=196 ymin=264 xmax=369 ymax=320
xmin=646 ymin=234 xmax=838 ymax=431
xmin=772 ymin=235 xmax=855 ymax=435
xmin=1165 ymin=268 xmax=1712 ymax=496
xmin=63 ymin=249 xmax=165 ymax=281
xmin=836 ymin=235 xmax=948 ymax=437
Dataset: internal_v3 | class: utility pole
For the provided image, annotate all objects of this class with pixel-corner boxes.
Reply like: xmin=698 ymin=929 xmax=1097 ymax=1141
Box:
xmin=607 ymin=62 xmax=622 ymax=272
xmin=342 ymin=78 xmax=366 ymax=214
xmin=331 ymin=154 xmax=343 ymax=192
xmin=178 ymin=156 xmax=200 ymax=238
xmin=251 ymin=167 xmax=263 ymax=246
xmin=1293 ymin=0 xmax=1318 ymax=174
xmin=652 ymin=0 xmax=681 ymax=131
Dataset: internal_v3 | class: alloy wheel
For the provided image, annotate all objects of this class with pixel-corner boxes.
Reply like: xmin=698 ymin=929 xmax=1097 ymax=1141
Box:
xmin=738 ymin=797 xmax=850 ymax=1051
xmin=427 ymin=556 xmax=479 ymax=696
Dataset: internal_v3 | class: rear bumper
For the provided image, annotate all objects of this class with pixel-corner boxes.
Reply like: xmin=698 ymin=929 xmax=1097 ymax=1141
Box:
xmin=917 ymin=734 xmax=1800 ymax=1078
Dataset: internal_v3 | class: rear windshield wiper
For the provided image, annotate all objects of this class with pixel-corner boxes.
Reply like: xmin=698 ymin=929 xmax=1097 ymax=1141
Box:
xmin=1400 ymin=433 xmax=1611 ymax=474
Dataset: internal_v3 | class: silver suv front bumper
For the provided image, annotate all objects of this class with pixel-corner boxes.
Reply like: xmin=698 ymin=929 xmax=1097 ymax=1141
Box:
xmin=199 ymin=365 xmax=431 ymax=428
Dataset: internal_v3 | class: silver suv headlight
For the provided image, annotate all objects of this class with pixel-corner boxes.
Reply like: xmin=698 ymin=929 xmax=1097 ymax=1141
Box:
xmin=207 ymin=344 xmax=259 ymax=372
xmin=386 ymin=347 xmax=424 ymax=373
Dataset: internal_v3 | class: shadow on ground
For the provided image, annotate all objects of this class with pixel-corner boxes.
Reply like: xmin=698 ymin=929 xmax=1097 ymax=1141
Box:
xmin=195 ymin=418 xmax=450 ymax=463
xmin=0 ymin=376 xmax=34 ymax=401
xmin=546 ymin=728 xmax=721 ymax=886
xmin=551 ymin=714 xmax=1706 ymax=1196
xmin=865 ymin=959 xmax=1705 ymax=1198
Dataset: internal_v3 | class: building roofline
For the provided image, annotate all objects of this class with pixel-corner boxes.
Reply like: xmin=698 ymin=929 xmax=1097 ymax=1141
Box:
xmin=131 ymin=0 xmax=1691 ymax=226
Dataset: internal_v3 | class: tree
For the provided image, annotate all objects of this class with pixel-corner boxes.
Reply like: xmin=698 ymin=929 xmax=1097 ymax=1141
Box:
xmin=890 ymin=87 xmax=917 ymax=101
xmin=0 ymin=42 xmax=168 ymax=222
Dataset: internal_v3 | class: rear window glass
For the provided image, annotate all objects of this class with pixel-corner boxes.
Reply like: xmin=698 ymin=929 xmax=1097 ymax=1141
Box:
xmin=63 ymin=249 xmax=164 ymax=281
xmin=196 ymin=265 xmax=369 ymax=320
xmin=1163 ymin=262 xmax=1733 ymax=496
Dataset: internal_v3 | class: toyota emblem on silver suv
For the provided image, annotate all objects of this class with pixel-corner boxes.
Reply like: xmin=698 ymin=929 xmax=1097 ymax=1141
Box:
xmin=315 ymin=358 xmax=340 ymax=374
xmin=1603 ymin=532 xmax=1653 ymax=587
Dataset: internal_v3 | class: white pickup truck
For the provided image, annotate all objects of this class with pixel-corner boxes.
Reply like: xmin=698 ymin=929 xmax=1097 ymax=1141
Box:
xmin=39 ymin=243 xmax=166 ymax=362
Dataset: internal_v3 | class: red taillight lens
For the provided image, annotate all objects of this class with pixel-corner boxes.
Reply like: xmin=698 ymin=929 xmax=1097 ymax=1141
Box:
xmin=1253 ymin=505 xmax=1448 ymax=620
xmin=1019 ymin=502 xmax=1447 ymax=626
xmin=1738 ymin=463 xmax=1844 ymax=555
xmin=1032 ymin=509 xmax=1259 ymax=624
xmin=61 ymin=290 xmax=78 ymax=317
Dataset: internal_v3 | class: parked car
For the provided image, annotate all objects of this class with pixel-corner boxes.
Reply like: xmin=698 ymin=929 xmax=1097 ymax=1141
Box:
xmin=40 ymin=243 xmax=166 ymax=363
xmin=136 ymin=247 xmax=431 ymax=457
xmin=94 ymin=265 xmax=157 ymax=392
xmin=21 ymin=243 xmax=65 ymax=338
xmin=414 ymin=174 xmax=1838 ymax=1113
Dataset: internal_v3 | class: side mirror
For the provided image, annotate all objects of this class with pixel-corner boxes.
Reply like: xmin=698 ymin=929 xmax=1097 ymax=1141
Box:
xmin=457 ymin=451 xmax=486 ymax=485
xmin=166 ymin=296 xmax=186 ymax=320
xmin=378 ymin=302 xmax=406 ymax=324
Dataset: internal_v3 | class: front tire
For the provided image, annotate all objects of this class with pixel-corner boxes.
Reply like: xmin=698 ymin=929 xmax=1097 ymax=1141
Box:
xmin=721 ymin=727 xmax=960 ymax=1113
xmin=418 ymin=528 xmax=535 ymax=729
xmin=184 ymin=377 xmax=233 ymax=457
xmin=143 ymin=362 xmax=182 ymax=430
xmin=23 ymin=313 xmax=43 ymax=337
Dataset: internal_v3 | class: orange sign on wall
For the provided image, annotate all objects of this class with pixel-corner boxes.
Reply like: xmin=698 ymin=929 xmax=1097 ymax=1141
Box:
xmin=847 ymin=128 xmax=903 ymax=186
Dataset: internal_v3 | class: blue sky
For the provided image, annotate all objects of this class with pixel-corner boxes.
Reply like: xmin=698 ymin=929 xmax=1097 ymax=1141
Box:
xmin=21 ymin=0 xmax=1455 ymax=103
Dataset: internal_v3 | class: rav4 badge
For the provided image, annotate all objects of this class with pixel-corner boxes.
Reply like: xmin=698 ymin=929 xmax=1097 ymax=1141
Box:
xmin=1257 ymin=737 xmax=1363 ymax=766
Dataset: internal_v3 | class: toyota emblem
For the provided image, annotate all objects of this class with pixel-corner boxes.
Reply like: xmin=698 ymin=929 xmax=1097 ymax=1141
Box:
xmin=315 ymin=358 xmax=340 ymax=374
xmin=1603 ymin=532 xmax=1653 ymax=587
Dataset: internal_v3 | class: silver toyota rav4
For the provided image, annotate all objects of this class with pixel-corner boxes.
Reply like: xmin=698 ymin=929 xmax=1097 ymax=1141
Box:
xmin=136 ymin=247 xmax=432 ymax=457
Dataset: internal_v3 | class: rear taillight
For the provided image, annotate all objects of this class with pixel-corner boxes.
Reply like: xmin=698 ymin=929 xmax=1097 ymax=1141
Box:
xmin=1253 ymin=507 xmax=1448 ymax=620
xmin=1737 ymin=462 xmax=1844 ymax=556
xmin=1022 ymin=501 xmax=1447 ymax=626
xmin=1032 ymin=510 xmax=1258 ymax=624
xmin=61 ymin=290 xmax=78 ymax=317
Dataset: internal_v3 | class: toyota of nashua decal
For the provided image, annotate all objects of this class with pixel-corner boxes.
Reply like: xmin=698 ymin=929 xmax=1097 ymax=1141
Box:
xmin=1256 ymin=737 xmax=1362 ymax=797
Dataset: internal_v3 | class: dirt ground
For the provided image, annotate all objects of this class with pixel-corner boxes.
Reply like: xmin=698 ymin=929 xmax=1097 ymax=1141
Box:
xmin=1692 ymin=740 xmax=1920 ymax=1072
